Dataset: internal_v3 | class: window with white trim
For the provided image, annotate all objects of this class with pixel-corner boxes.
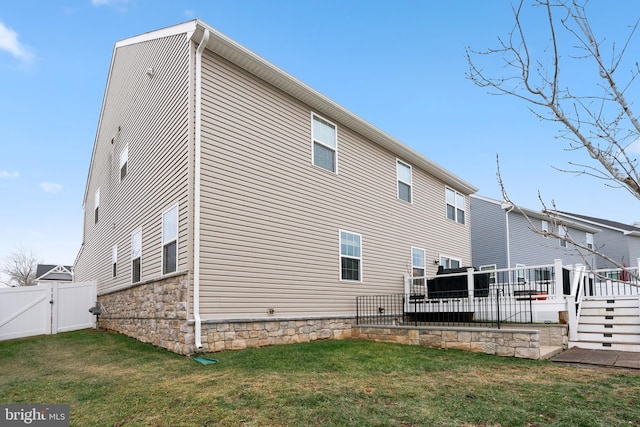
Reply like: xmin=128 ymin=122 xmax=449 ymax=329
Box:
xmin=446 ymin=187 xmax=465 ymax=224
xmin=94 ymin=188 xmax=100 ymax=224
xmin=340 ymin=231 xmax=361 ymax=281
xmin=412 ymin=247 xmax=425 ymax=286
xmin=131 ymin=229 xmax=142 ymax=283
xmin=541 ymin=220 xmax=549 ymax=234
xmin=480 ymin=264 xmax=497 ymax=285
xmin=312 ymin=114 xmax=337 ymax=173
xmin=440 ymin=256 xmax=461 ymax=269
xmin=558 ymin=226 xmax=567 ymax=248
xmin=162 ymin=205 xmax=178 ymax=275
xmin=397 ymin=160 xmax=412 ymax=203
xmin=586 ymin=232 xmax=594 ymax=250
xmin=516 ymin=263 xmax=526 ymax=283
xmin=120 ymin=144 xmax=128 ymax=181
xmin=112 ymin=244 xmax=117 ymax=278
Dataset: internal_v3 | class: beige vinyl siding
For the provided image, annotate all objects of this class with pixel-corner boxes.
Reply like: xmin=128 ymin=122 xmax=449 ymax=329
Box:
xmin=197 ymin=50 xmax=471 ymax=320
xmin=75 ymin=33 xmax=192 ymax=296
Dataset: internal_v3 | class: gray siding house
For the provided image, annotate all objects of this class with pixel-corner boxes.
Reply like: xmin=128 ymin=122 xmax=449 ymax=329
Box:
xmin=555 ymin=211 xmax=640 ymax=269
xmin=470 ymin=195 xmax=599 ymax=270
xmin=74 ymin=20 xmax=477 ymax=355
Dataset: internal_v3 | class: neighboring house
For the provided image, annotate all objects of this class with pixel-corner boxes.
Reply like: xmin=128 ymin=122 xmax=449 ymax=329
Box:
xmin=470 ymin=195 xmax=600 ymax=272
xmin=74 ymin=20 xmax=477 ymax=355
xmin=35 ymin=264 xmax=73 ymax=285
xmin=555 ymin=211 xmax=640 ymax=270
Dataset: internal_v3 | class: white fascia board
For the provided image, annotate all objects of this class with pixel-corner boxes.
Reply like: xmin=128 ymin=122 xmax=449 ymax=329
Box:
xmin=115 ymin=20 xmax=197 ymax=48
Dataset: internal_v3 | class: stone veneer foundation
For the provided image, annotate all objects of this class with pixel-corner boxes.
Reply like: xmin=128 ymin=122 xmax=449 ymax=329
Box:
xmin=97 ymin=275 xmax=566 ymax=359
xmin=352 ymin=325 xmax=564 ymax=359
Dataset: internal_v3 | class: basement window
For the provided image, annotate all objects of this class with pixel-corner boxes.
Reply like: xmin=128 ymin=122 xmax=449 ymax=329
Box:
xmin=162 ymin=205 xmax=178 ymax=275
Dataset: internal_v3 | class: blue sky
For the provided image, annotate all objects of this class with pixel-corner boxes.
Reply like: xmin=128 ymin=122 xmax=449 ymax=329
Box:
xmin=1 ymin=0 xmax=639 ymax=271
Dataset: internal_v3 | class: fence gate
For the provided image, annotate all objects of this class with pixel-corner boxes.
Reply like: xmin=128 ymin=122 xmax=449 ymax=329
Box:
xmin=0 ymin=281 xmax=97 ymax=341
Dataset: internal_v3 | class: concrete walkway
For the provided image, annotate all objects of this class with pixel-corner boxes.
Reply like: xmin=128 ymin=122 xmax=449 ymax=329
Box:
xmin=550 ymin=347 xmax=640 ymax=370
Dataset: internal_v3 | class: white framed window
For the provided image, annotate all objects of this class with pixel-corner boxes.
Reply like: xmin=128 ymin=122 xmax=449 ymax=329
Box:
xmin=446 ymin=187 xmax=465 ymax=224
xmin=516 ymin=263 xmax=526 ymax=283
xmin=94 ymin=188 xmax=100 ymax=224
xmin=480 ymin=264 xmax=497 ymax=285
xmin=439 ymin=256 xmax=461 ymax=269
xmin=411 ymin=247 xmax=425 ymax=277
xmin=558 ymin=226 xmax=567 ymax=248
xmin=112 ymin=244 xmax=117 ymax=278
xmin=312 ymin=114 xmax=337 ymax=173
xmin=131 ymin=229 xmax=142 ymax=283
xmin=397 ymin=160 xmax=412 ymax=203
xmin=120 ymin=144 xmax=128 ymax=181
xmin=162 ymin=204 xmax=178 ymax=275
xmin=340 ymin=230 xmax=361 ymax=281
xmin=541 ymin=220 xmax=549 ymax=234
xmin=411 ymin=247 xmax=425 ymax=287
xmin=586 ymin=232 xmax=594 ymax=250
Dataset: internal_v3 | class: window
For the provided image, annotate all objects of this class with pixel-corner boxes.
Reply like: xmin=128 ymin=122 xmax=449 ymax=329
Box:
xmin=586 ymin=232 xmax=594 ymax=250
xmin=480 ymin=264 xmax=497 ymax=285
xmin=94 ymin=188 xmax=100 ymax=224
xmin=440 ymin=256 xmax=461 ymax=269
xmin=412 ymin=247 xmax=425 ymax=287
xmin=516 ymin=263 xmax=526 ymax=283
xmin=340 ymin=231 xmax=361 ymax=281
xmin=312 ymin=114 xmax=337 ymax=173
xmin=446 ymin=187 xmax=465 ymax=224
xmin=162 ymin=205 xmax=178 ymax=275
xmin=397 ymin=160 xmax=412 ymax=202
xmin=120 ymin=144 xmax=128 ymax=181
xmin=112 ymin=245 xmax=117 ymax=278
xmin=558 ymin=226 xmax=567 ymax=248
xmin=131 ymin=229 xmax=142 ymax=283
xmin=541 ymin=220 xmax=549 ymax=234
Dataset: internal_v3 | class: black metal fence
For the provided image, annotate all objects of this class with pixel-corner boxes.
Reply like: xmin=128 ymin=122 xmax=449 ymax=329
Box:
xmin=356 ymin=287 xmax=535 ymax=328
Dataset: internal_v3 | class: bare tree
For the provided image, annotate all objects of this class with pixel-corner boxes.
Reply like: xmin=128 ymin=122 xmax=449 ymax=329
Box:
xmin=467 ymin=0 xmax=640 ymax=277
xmin=2 ymin=247 xmax=38 ymax=286
xmin=467 ymin=0 xmax=640 ymax=198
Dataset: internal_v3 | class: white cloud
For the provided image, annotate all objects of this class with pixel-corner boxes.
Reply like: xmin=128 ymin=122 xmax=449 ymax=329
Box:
xmin=0 ymin=21 xmax=34 ymax=62
xmin=184 ymin=9 xmax=195 ymax=18
xmin=91 ymin=0 xmax=129 ymax=10
xmin=0 ymin=171 xmax=19 ymax=178
xmin=41 ymin=182 xmax=63 ymax=193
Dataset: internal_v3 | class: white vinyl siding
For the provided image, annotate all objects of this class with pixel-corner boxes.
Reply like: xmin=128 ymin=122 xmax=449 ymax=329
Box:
xmin=162 ymin=205 xmax=178 ymax=275
xmin=397 ymin=160 xmax=412 ymax=203
xmin=73 ymin=33 xmax=191 ymax=295
xmin=446 ymin=187 xmax=465 ymax=224
xmin=196 ymin=46 xmax=473 ymax=320
xmin=311 ymin=114 xmax=337 ymax=173
xmin=340 ymin=231 xmax=362 ymax=281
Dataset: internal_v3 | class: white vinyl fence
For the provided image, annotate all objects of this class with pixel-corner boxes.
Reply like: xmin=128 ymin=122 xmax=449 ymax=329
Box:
xmin=0 ymin=281 xmax=97 ymax=341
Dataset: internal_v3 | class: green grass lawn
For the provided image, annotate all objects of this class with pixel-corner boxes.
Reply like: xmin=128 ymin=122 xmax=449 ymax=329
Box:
xmin=1 ymin=330 xmax=640 ymax=426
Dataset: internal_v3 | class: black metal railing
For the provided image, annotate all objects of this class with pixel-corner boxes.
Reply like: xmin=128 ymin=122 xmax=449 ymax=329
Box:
xmin=356 ymin=287 xmax=535 ymax=328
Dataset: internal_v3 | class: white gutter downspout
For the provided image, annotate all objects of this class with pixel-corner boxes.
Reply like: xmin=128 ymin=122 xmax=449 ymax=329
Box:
xmin=194 ymin=28 xmax=209 ymax=350
xmin=504 ymin=204 xmax=514 ymax=269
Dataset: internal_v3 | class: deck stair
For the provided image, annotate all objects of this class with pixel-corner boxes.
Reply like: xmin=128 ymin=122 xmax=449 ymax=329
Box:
xmin=571 ymin=296 xmax=640 ymax=352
